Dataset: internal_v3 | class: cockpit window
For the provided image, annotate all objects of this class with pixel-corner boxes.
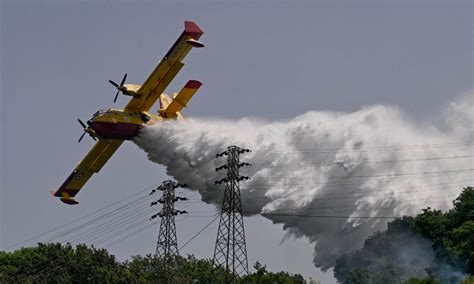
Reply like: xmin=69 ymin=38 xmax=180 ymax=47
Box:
xmin=93 ymin=109 xmax=108 ymax=117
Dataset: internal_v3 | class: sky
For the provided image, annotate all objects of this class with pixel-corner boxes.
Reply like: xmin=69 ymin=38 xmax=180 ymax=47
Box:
xmin=1 ymin=1 xmax=472 ymax=282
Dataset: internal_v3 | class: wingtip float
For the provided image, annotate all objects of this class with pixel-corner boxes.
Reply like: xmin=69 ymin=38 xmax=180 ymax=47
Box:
xmin=52 ymin=21 xmax=205 ymax=205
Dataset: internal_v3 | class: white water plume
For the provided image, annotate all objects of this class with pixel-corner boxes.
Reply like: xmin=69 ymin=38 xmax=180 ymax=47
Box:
xmin=134 ymin=92 xmax=473 ymax=270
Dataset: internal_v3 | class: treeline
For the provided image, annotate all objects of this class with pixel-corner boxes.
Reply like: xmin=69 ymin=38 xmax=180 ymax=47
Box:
xmin=334 ymin=186 xmax=473 ymax=284
xmin=0 ymin=243 xmax=305 ymax=283
xmin=2 ymin=187 xmax=472 ymax=283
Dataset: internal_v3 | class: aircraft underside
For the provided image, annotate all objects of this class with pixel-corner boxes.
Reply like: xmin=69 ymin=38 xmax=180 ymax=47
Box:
xmin=89 ymin=121 xmax=143 ymax=140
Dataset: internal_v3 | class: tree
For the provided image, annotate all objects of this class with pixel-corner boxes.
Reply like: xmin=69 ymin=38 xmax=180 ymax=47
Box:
xmin=404 ymin=276 xmax=439 ymax=284
xmin=0 ymin=243 xmax=131 ymax=283
xmin=334 ymin=187 xmax=474 ymax=284
xmin=0 ymin=245 xmax=309 ymax=283
xmin=239 ymin=261 xmax=305 ymax=284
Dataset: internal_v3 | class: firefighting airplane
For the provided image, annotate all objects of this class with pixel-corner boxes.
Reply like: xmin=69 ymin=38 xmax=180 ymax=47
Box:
xmin=52 ymin=21 xmax=205 ymax=205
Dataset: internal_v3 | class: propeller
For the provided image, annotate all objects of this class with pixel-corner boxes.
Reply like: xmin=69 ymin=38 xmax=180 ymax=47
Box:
xmin=77 ymin=118 xmax=96 ymax=143
xmin=78 ymin=132 xmax=86 ymax=143
xmin=108 ymin=73 xmax=127 ymax=103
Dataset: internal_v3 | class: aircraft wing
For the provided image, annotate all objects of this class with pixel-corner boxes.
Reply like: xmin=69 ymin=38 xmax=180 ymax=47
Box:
xmin=163 ymin=80 xmax=202 ymax=115
xmin=52 ymin=139 xmax=123 ymax=205
xmin=124 ymin=21 xmax=204 ymax=113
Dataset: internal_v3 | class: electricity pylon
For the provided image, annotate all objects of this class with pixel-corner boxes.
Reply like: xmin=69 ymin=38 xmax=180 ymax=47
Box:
xmin=150 ymin=180 xmax=187 ymax=283
xmin=213 ymin=145 xmax=251 ymax=281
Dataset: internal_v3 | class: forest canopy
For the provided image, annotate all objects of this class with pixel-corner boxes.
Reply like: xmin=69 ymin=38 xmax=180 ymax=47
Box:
xmin=334 ymin=186 xmax=473 ymax=284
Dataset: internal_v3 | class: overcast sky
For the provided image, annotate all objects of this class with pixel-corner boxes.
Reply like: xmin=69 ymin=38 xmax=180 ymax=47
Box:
xmin=1 ymin=1 xmax=472 ymax=282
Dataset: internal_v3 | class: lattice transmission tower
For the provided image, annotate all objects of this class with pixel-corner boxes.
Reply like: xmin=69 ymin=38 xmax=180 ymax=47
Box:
xmin=213 ymin=145 xmax=251 ymax=280
xmin=150 ymin=180 xmax=187 ymax=281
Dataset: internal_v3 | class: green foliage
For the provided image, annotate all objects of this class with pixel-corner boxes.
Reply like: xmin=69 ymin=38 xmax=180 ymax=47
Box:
xmin=334 ymin=186 xmax=474 ymax=284
xmin=448 ymin=187 xmax=474 ymax=229
xmin=411 ymin=208 xmax=447 ymax=243
xmin=0 ymin=245 xmax=308 ymax=283
xmin=239 ymin=261 xmax=305 ymax=284
xmin=460 ymin=275 xmax=474 ymax=284
xmin=175 ymin=254 xmax=232 ymax=283
xmin=334 ymin=216 xmax=432 ymax=284
xmin=403 ymin=275 xmax=439 ymax=284
xmin=125 ymin=254 xmax=162 ymax=283
xmin=0 ymin=243 xmax=131 ymax=283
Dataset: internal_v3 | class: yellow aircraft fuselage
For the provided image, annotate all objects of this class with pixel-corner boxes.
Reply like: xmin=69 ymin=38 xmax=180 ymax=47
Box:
xmin=86 ymin=108 xmax=161 ymax=140
xmin=85 ymin=82 xmax=191 ymax=140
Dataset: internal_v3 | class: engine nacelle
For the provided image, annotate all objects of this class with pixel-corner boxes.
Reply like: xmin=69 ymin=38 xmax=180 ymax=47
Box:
xmin=121 ymin=84 xmax=142 ymax=97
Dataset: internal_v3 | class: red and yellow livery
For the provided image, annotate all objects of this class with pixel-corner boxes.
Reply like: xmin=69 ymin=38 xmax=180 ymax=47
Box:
xmin=52 ymin=21 xmax=204 ymax=205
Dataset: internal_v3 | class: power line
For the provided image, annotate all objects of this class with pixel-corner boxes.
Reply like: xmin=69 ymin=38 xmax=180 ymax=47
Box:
xmin=180 ymin=213 xmax=220 ymax=251
xmin=86 ymin=190 xmax=462 ymax=242
xmin=245 ymin=211 xmax=472 ymax=219
xmin=77 ymin=208 xmax=156 ymax=245
xmin=49 ymin=191 xmax=201 ymax=246
xmin=251 ymin=212 xmax=403 ymax=219
xmin=105 ymin=223 xmax=155 ymax=247
xmin=3 ymin=184 xmax=158 ymax=250
xmin=6 ymin=186 xmax=210 ymax=251
xmin=246 ymin=194 xmax=458 ymax=212
xmin=168 ymin=180 xmax=468 ymax=205
xmin=239 ymin=183 xmax=469 ymax=203
xmin=43 ymin=194 xmax=152 ymax=243
xmin=187 ymin=198 xmax=448 ymax=216
xmin=242 ymin=171 xmax=472 ymax=190
xmin=6 ymin=145 xmax=472 ymax=252
xmin=178 ymin=141 xmax=474 ymax=170
xmin=105 ymin=213 xmax=221 ymax=249
xmin=256 ymin=212 xmax=474 ymax=219
xmin=248 ymin=168 xmax=473 ymax=181
xmin=57 ymin=178 xmax=468 ymax=246
xmin=94 ymin=218 xmax=151 ymax=247
xmin=89 ymin=212 xmax=214 ymax=248
xmin=73 ymin=191 xmax=199 ymax=245
xmin=167 ymin=179 xmax=472 ymax=199
xmin=250 ymin=155 xmax=473 ymax=167
xmin=136 ymin=182 xmax=471 ymax=218
xmin=66 ymin=205 xmax=154 ymax=244
xmin=253 ymin=141 xmax=473 ymax=154
xmin=223 ymin=169 xmax=473 ymax=188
